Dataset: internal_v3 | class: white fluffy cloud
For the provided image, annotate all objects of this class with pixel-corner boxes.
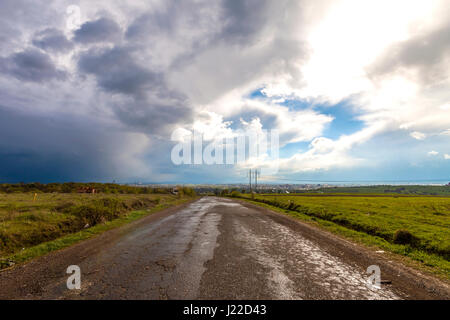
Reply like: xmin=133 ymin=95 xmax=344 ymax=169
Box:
xmin=410 ymin=131 xmax=426 ymax=141
xmin=175 ymin=0 xmax=450 ymax=175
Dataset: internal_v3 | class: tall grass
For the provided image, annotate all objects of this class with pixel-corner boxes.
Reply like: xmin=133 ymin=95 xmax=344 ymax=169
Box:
xmin=0 ymin=193 xmax=174 ymax=257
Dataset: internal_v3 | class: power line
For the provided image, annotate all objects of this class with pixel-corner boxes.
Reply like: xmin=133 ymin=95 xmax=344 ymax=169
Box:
xmin=254 ymin=169 xmax=260 ymax=192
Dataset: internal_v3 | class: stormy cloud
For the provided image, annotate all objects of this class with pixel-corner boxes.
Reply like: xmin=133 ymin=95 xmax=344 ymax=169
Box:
xmin=73 ymin=17 xmax=122 ymax=44
xmin=0 ymin=105 xmax=149 ymax=182
xmin=0 ymin=48 xmax=66 ymax=82
xmin=77 ymin=46 xmax=162 ymax=96
xmin=0 ymin=0 xmax=449 ymax=183
xmin=32 ymin=28 xmax=74 ymax=53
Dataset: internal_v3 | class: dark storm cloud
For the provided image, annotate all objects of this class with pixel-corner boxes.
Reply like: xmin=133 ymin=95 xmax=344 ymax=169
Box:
xmin=32 ymin=28 xmax=74 ymax=53
xmin=113 ymin=100 xmax=192 ymax=134
xmin=0 ymin=48 xmax=66 ymax=82
xmin=77 ymin=45 xmax=193 ymax=133
xmin=74 ymin=17 xmax=122 ymax=44
xmin=220 ymin=0 xmax=271 ymax=43
xmin=0 ymin=105 xmax=141 ymax=183
xmin=78 ymin=46 xmax=162 ymax=96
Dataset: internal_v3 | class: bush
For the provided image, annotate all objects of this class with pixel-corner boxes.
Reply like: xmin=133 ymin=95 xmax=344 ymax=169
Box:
xmin=230 ymin=191 xmax=241 ymax=198
xmin=68 ymin=205 xmax=110 ymax=226
xmin=178 ymin=187 xmax=196 ymax=197
xmin=393 ymin=229 xmax=417 ymax=245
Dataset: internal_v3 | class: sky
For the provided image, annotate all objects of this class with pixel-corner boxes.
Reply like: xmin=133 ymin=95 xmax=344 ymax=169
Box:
xmin=0 ymin=0 xmax=449 ymax=184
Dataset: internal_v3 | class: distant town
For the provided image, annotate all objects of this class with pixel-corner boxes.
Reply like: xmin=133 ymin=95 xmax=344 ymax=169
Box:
xmin=126 ymin=183 xmax=330 ymax=193
xmin=127 ymin=182 xmax=450 ymax=195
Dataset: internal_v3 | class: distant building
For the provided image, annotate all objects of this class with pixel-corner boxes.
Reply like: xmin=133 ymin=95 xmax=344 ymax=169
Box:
xmin=77 ymin=186 xmax=96 ymax=194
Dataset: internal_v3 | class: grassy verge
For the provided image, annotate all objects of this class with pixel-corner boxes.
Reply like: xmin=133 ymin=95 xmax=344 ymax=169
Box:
xmin=233 ymin=194 xmax=450 ymax=280
xmin=314 ymin=185 xmax=450 ymax=196
xmin=0 ymin=194 xmax=195 ymax=269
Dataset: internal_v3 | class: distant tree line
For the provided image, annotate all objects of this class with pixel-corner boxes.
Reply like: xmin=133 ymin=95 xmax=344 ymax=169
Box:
xmin=0 ymin=183 xmax=194 ymax=195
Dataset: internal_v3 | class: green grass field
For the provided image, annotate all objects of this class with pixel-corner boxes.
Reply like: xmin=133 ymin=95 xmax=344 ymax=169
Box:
xmin=0 ymin=193 xmax=193 ymax=268
xmin=234 ymin=193 xmax=450 ymax=278
xmin=314 ymin=185 xmax=450 ymax=195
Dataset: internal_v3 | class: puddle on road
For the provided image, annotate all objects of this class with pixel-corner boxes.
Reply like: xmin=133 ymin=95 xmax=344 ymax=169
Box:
xmin=233 ymin=221 xmax=302 ymax=299
xmin=233 ymin=216 xmax=400 ymax=300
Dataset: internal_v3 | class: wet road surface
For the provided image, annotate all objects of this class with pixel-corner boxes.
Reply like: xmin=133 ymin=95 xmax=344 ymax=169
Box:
xmin=0 ymin=197 xmax=448 ymax=299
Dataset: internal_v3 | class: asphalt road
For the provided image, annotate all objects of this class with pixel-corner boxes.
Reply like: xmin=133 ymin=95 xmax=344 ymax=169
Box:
xmin=0 ymin=197 xmax=449 ymax=299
